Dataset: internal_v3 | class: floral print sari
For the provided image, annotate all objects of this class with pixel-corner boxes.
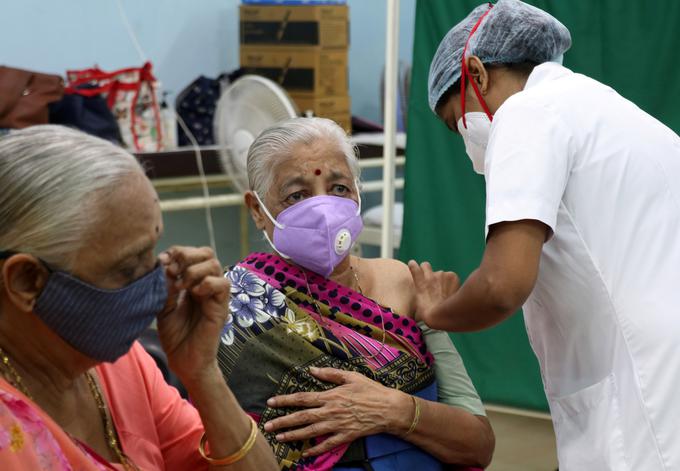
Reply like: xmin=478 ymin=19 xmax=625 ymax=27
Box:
xmin=218 ymin=253 xmax=439 ymax=470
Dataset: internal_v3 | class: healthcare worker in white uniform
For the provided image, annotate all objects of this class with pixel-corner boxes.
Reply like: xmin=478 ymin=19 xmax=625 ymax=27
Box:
xmin=408 ymin=0 xmax=680 ymax=469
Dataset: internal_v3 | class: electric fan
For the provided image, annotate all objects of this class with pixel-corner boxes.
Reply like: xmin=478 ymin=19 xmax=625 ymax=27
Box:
xmin=214 ymin=75 xmax=299 ymax=193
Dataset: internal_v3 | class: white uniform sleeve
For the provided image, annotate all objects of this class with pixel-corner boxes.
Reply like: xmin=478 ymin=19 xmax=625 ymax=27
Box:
xmin=484 ymin=97 xmax=574 ymax=237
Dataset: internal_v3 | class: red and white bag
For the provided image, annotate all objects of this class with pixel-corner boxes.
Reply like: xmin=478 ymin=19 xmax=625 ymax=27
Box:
xmin=65 ymin=62 xmax=163 ymax=151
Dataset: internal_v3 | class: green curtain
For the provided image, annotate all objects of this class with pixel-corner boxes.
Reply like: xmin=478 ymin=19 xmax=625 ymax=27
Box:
xmin=401 ymin=0 xmax=680 ymax=411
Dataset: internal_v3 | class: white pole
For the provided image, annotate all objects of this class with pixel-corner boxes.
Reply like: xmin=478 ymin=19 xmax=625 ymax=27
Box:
xmin=381 ymin=0 xmax=400 ymax=258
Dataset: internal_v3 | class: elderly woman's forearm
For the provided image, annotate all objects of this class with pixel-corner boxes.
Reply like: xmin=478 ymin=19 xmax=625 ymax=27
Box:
xmin=183 ymin=364 xmax=278 ymax=470
xmin=389 ymin=394 xmax=495 ymax=467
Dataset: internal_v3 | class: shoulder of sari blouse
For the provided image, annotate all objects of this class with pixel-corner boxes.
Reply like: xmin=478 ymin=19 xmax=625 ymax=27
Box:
xmin=361 ymin=257 xmax=417 ymax=316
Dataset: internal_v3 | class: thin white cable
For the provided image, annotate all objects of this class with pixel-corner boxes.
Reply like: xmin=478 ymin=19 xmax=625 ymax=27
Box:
xmin=176 ymin=112 xmax=218 ymax=255
xmin=115 ymin=0 xmax=147 ymax=63
xmin=113 ymin=0 xmax=218 ymax=255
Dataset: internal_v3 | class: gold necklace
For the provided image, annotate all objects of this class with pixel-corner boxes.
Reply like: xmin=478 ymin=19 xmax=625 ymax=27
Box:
xmin=349 ymin=263 xmax=363 ymax=295
xmin=302 ymin=261 xmax=388 ymax=361
xmin=0 ymin=346 xmax=32 ymax=399
xmin=84 ymin=372 xmax=137 ymax=470
xmin=0 ymin=346 xmax=135 ymax=470
xmin=349 ymin=262 xmax=388 ymax=360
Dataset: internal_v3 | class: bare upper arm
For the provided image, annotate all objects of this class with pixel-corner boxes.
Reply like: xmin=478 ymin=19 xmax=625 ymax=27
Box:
xmin=361 ymin=257 xmax=416 ymax=317
xmin=481 ymin=219 xmax=549 ymax=312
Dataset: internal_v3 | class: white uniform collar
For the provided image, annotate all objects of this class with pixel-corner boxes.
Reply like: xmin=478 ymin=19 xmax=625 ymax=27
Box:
xmin=524 ymin=62 xmax=573 ymax=90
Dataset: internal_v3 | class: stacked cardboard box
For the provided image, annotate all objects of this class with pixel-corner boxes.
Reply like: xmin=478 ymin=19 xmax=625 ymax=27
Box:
xmin=239 ymin=4 xmax=351 ymax=133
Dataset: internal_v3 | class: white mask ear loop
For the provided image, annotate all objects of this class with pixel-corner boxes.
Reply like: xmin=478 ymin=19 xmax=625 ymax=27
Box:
xmin=253 ymin=192 xmax=291 ymax=259
xmin=261 ymin=230 xmax=291 ymax=259
xmin=354 ymin=180 xmax=362 ymax=216
xmin=253 ymin=192 xmax=285 ymax=230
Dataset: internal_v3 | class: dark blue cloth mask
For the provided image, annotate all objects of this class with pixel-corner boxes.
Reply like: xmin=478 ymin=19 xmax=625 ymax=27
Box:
xmin=0 ymin=251 xmax=168 ymax=362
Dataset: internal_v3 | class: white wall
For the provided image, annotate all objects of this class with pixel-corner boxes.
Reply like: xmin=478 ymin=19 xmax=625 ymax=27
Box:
xmin=1 ymin=0 xmax=415 ymax=123
xmin=348 ymin=0 xmax=416 ymax=122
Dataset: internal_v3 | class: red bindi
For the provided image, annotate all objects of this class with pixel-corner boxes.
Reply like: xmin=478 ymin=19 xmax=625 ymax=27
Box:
xmin=314 ymin=169 xmax=322 ymax=176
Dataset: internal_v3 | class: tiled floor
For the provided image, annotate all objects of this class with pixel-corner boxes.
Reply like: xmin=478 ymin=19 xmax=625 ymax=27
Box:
xmin=486 ymin=409 xmax=558 ymax=471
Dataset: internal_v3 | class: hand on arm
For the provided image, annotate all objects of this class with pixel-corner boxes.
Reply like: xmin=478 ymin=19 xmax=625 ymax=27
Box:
xmin=409 ymin=220 xmax=548 ymax=332
xmin=157 ymin=246 xmax=277 ymax=470
xmin=263 ymin=367 xmax=403 ymax=456
xmin=264 ymin=367 xmax=494 ymax=466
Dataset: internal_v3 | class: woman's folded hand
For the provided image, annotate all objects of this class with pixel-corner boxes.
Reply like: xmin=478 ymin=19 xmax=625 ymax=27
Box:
xmin=264 ymin=367 xmax=414 ymax=457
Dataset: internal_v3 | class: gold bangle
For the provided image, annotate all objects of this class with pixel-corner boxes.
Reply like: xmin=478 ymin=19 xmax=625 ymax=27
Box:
xmin=199 ymin=417 xmax=259 ymax=465
xmin=403 ymin=396 xmax=421 ymax=437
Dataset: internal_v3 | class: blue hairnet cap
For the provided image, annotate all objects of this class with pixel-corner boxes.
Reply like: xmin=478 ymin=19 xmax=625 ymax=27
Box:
xmin=428 ymin=0 xmax=572 ymax=113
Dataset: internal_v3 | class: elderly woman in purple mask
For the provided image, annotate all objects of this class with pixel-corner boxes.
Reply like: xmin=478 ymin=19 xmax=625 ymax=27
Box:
xmin=217 ymin=117 xmax=494 ymax=470
xmin=0 ymin=126 xmax=278 ymax=470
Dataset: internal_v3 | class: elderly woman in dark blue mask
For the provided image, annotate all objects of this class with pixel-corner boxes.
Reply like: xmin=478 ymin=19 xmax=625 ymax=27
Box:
xmin=0 ymin=125 xmax=277 ymax=470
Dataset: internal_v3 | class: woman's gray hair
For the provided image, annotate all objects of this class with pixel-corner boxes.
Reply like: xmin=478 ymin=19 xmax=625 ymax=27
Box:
xmin=0 ymin=125 xmax=144 ymax=271
xmin=246 ymin=117 xmax=360 ymax=196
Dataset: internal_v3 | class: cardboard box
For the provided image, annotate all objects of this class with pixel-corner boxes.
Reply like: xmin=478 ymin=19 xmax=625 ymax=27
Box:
xmin=290 ymin=94 xmax=350 ymax=115
xmin=240 ymin=46 xmax=348 ymax=96
xmin=240 ymin=5 xmax=349 ymax=48
xmin=290 ymin=94 xmax=351 ymax=133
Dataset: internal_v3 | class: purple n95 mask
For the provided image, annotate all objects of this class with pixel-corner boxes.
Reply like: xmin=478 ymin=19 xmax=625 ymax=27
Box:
xmin=254 ymin=190 xmax=364 ymax=277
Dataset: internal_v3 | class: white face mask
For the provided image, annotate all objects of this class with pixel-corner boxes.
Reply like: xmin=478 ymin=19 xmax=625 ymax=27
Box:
xmin=458 ymin=112 xmax=491 ymax=175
